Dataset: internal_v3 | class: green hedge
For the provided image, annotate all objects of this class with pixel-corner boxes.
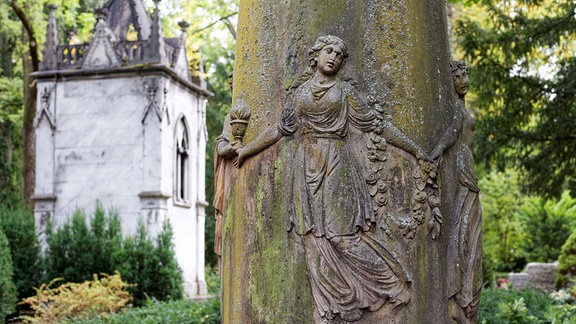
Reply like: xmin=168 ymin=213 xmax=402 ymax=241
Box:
xmin=0 ymin=229 xmax=17 ymax=321
xmin=43 ymin=206 xmax=183 ymax=306
xmin=0 ymin=206 xmax=39 ymax=298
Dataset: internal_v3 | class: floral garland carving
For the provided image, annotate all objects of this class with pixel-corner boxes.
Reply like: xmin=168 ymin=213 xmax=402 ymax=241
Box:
xmin=364 ymin=133 xmax=442 ymax=239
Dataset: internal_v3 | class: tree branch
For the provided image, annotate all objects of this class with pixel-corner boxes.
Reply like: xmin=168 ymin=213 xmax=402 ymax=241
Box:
xmin=190 ymin=12 xmax=238 ymax=40
xmin=10 ymin=0 xmax=39 ymax=71
xmin=221 ymin=17 xmax=237 ymax=40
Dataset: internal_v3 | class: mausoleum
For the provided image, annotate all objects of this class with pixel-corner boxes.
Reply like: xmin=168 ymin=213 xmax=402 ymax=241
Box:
xmin=31 ymin=0 xmax=210 ymax=296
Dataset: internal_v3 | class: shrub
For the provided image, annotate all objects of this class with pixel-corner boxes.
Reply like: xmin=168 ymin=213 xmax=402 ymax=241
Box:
xmin=0 ymin=229 xmax=17 ymax=321
xmin=480 ymin=169 xmax=527 ymax=273
xmin=478 ymin=288 xmax=575 ymax=323
xmin=520 ymin=191 xmax=576 ymax=263
xmin=19 ymin=272 xmax=132 ymax=323
xmin=43 ymin=207 xmax=183 ymax=306
xmin=205 ymin=265 xmax=221 ymax=295
xmin=44 ymin=206 xmax=123 ymax=284
xmin=69 ymin=298 xmax=221 ymax=324
xmin=557 ymin=227 xmax=576 ymax=288
xmin=0 ymin=206 xmax=40 ymax=298
xmin=118 ymin=220 xmax=183 ymax=306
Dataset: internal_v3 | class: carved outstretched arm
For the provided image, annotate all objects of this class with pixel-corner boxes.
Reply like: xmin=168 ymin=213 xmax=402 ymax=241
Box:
xmin=234 ymin=126 xmax=283 ymax=167
xmin=430 ymin=107 xmax=463 ymax=161
xmin=380 ymin=119 xmax=431 ymax=161
xmin=215 ymin=114 xmax=236 ymax=159
xmin=216 ymin=137 xmax=236 ymax=159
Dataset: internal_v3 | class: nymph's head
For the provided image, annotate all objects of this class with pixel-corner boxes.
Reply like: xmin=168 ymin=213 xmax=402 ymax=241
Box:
xmin=450 ymin=60 xmax=470 ymax=99
xmin=308 ymin=35 xmax=349 ymax=76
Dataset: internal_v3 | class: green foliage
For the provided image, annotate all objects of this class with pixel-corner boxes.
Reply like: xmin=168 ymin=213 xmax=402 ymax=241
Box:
xmin=0 ymin=206 xmax=40 ymax=298
xmin=480 ymin=169 xmax=526 ymax=272
xmin=69 ymin=298 xmax=221 ymax=324
xmin=455 ymin=0 xmax=576 ymax=198
xmin=118 ymin=220 xmax=184 ymax=306
xmin=481 ymin=169 xmax=576 ymax=278
xmin=497 ymin=298 xmax=538 ymax=323
xmin=557 ymin=227 xmax=576 ymax=288
xmin=205 ymin=265 xmax=221 ymax=295
xmin=520 ymin=192 xmax=576 ymax=263
xmin=43 ymin=207 xmax=183 ymax=306
xmin=44 ymin=208 xmax=117 ymax=284
xmin=478 ymin=288 xmax=571 ymax=323
xmin=20 ymin=273 xmax=132 ymax=324
xmin=0 ymin=229 xmax=17 ymax=321
xmin=0 ymin=76 xmax=23 ymax=207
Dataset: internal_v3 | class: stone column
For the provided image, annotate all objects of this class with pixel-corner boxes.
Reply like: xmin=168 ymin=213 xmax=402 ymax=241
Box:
xmin=222 ymin=1 xmax=474 ymax=323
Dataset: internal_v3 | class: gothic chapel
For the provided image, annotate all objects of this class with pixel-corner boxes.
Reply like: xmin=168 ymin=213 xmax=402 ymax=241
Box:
xmin=31 ymin=0 xmax=209 ymax=296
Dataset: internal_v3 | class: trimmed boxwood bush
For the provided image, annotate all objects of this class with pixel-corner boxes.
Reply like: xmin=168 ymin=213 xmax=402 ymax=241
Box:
xmin=43 ymin=206 xmax=183 ymax=306
xmin=116 ymin=220 xmax=183 ymax=305
xmin=0 ymin=206 xmax=40 ymax=298
xmin=0 ymin=228 xmax=17 ymax=321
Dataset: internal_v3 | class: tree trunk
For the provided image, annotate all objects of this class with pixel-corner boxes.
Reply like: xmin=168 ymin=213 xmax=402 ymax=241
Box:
xmin=220 ymin=1 xmax=474 ymax=323
xmin=12 ymin=0 xmax=39 ymax=208
xmin=21 ymin=26 xmax=37 ymax=209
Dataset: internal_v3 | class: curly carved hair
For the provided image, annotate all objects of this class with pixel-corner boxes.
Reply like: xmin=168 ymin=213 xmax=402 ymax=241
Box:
xmin=449 ymin=60 xmax=470 ymax=74
xmin=308 ymin=35 xmax=349 ymax=68
xmin=288 ymin=35 xmax=349 ymax=91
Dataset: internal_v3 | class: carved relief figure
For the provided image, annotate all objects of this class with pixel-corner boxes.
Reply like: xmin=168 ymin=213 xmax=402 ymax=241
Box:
xmin=431 ymin=60 xmax=482 ymax=322
xmin=213 ymin=74 xmax=236 ymax=274
xmin=234 ymin=35 xmax=431 ymax=323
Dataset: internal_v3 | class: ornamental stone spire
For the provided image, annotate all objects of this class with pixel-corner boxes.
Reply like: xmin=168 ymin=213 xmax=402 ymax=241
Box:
xmin=40 ymin=5 xmax=59 ymax=71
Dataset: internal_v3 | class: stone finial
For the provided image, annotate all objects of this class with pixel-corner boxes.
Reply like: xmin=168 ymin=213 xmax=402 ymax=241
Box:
xmin=178 ymin=21 xmax=190 ymax=33
xmin=95 ymin=8 xmax=109 ymax=20
xmin=143 ymin=0 xmax=167 ymax=65
xmin=40 ymin=4 xmax=59 ymax=71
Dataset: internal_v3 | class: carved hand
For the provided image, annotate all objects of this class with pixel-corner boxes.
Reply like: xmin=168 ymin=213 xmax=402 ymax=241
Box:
xmin=430 ymin=145 xmax=443 ymax=162
xmin=234 ymin=147 xmax=246 ymax=168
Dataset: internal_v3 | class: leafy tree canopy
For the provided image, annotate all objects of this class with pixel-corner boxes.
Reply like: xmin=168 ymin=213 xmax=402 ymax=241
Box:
xmin=454 ymin=0 xmax=576 ymax=198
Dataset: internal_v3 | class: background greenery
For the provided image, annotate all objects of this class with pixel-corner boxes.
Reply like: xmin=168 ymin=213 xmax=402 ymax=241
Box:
xmin=42 ymin=206 xmax=184 ymax=306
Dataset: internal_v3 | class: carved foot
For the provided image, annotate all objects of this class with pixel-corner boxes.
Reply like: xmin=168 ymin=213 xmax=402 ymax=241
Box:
xmin=449 ymin=294 xmax=478 ymax=324
xmin=390 ymin=287 xmax=411 ymax=308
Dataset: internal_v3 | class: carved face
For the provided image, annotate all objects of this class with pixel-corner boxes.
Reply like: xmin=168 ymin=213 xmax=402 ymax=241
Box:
xmin=452 ymin=68 xmax=469 ymax=98
xmin=316 ymin=44 xmax=344 ymax=76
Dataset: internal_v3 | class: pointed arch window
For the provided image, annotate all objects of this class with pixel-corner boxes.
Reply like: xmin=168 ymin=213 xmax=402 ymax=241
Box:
xmin=175 ymin=118 xmax=190 ymax=203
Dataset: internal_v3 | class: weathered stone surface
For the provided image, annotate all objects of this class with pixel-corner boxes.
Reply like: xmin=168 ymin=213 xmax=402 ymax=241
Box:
xmin=509 ymin=262 xmax=558 ymax=293
xmin=525 ymin=262 xmax=558 ymax=293
xmin=508 ymin=272 xmax=530 ymax=290
xmin=219 ymin=1 xmax=480 ymax=323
